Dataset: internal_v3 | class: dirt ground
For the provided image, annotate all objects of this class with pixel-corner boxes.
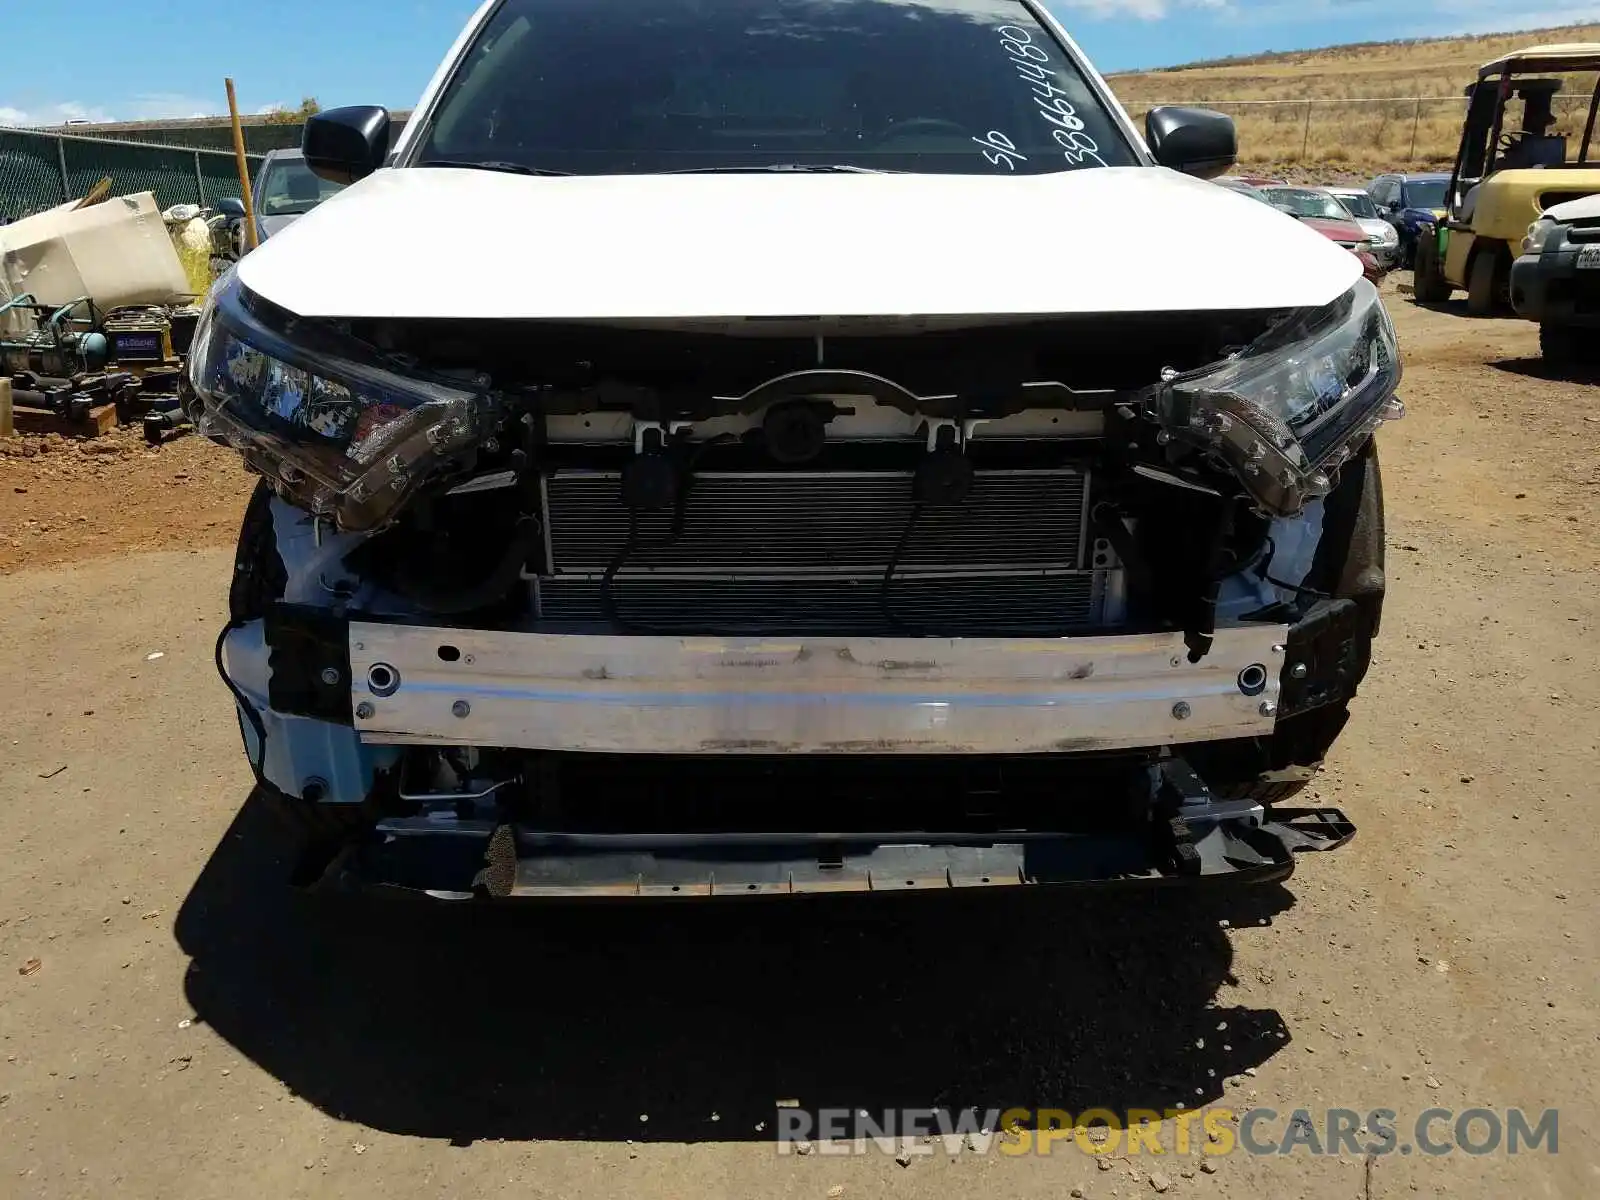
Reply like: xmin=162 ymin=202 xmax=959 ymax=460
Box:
xmin=1 ymin=284 xmax=1597 ymax=1199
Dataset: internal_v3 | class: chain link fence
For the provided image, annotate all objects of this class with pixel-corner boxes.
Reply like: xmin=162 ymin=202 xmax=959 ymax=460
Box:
xmin=0 ymin=127 xmax=263 ymax=223
xmin=29 ymin=113 xmax=411 ymax=156
xmin=52 ymin=121 xmax=310 ymax=155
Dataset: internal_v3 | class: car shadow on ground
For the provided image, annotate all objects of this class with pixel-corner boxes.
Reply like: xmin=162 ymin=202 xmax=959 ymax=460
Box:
xmin=1404 ymin=297 xmax=1469 ymax=317
xmin=1490 ymin=356 xmax=1600 ymax=383
xmin=175 ymin=791 xmax=1295 ymax=1145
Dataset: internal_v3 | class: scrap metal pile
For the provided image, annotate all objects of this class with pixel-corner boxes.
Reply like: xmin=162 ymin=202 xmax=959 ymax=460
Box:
xmin=0 ymin=190 xmax=215 ymax=444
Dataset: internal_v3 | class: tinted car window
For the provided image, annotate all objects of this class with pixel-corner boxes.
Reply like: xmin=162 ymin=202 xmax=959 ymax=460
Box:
xmin=1401 ymin=179 xmax=1448 ymax=209
xmin=414 ymin=0 xmax=1138 ymax=175
xmin=257 ymin=158 xmax=345 ymax=216
xmin=1369 ymin=178 xmax=1395 ymax=207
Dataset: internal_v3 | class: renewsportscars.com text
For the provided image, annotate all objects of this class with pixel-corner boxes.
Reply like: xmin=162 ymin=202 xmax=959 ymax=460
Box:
xmin=774 ymin=1106 xmax=1558 ymax=1157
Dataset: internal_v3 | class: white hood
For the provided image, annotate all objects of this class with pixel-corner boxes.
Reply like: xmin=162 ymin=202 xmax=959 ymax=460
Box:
xmin=1540 ymin=191 xmax=1600 ymax=223
xmin=237 ymin=165 xmax=1360 ymax=322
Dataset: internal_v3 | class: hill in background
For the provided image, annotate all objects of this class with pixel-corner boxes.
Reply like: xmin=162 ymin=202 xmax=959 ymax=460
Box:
xmin=1106 ymin=23 xmax=1600 ymax=170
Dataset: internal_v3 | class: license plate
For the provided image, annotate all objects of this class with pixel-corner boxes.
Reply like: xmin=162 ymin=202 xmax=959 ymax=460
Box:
xmin=1577 ymin=245 xmax=1600 ymax=269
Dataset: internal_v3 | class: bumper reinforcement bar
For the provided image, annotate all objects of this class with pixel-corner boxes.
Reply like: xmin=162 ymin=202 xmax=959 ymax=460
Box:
xmin=346 ymin=623 xmax=1290 ymax=755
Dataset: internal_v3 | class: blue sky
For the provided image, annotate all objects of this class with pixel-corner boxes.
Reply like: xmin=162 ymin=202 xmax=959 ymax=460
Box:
xmin=2 ymin=0 xmax=1598 ymax=126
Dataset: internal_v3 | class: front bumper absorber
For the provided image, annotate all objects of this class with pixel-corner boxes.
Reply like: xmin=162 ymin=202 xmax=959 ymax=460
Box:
xmin=309 ymin=757 xmax=1355 ymax=900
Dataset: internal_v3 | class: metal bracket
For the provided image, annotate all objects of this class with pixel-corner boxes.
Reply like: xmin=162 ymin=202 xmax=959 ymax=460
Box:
xmin=633 ymin=419 xmax=694 ymax=454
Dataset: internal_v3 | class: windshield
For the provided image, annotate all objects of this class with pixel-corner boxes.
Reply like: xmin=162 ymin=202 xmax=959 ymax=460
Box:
xmin=413 ymin=0 xmax=1139 ymax=175
xmin=257 ymin=158 xmax=344 ymax=216
xmin=1262 ymin=187 xmax=1351 ymax=221
xmin=1402 ymin=179 xmax=1448 ymax=209
xmin=1334 ymin=191 xmax=1377 ymax=219
xmin=1220 ymin=181 xmax=1272 ymax=203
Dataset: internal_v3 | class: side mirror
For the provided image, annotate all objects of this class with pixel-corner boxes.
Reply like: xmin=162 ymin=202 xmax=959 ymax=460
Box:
xmin=1145 ymin=106 xmax=1236 ymax=179
xmin=303 ymin=106 xmax=390 ymax=185
xmin=215 ymin=197 xmax=246 ymax=219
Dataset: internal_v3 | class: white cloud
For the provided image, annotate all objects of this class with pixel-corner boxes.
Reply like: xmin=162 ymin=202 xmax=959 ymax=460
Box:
xmin=0 ymin=93 xmax=214 ymax=127
xmin=1427 ymin=4 xmax=1600 ymax=34
xmin=0 ymin=100 xmax=113 ymax=127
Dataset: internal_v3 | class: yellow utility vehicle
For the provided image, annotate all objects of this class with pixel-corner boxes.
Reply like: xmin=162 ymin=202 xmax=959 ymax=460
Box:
xmin=1414 ymin=44 xmax=1600 ymax=314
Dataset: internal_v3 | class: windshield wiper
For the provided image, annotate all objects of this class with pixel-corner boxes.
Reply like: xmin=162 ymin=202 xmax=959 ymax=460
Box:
xmin=417 ymin=159 xmax=575 ymax=177
xmin=658 ymin=164 xmax=898 ymax=175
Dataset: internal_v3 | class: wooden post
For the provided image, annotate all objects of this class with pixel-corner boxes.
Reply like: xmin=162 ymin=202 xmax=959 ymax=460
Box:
xmin=1409 ymin=97 xmax=1422 ymax=163
xmin=225 ymin=79 xmax=259 ymax=252
xmin=0 ymin=378 xmax=13 ymax=439
xmin=1301 ymin=101 xmax=1313 ymax=162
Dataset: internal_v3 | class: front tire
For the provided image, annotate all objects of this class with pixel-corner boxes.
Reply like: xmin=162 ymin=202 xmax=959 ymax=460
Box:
xmin=1412 ymin=230 xmax=1452 ymax=302
xmin=1466 ymin=251 xmax=1503 ymax=317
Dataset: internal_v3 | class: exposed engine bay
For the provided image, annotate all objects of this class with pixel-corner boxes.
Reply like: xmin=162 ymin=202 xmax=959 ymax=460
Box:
xmin=198 ymin=283 xmax=1394 ymax=898
xmin=230 ymin=306 xmax=1302 ymax=645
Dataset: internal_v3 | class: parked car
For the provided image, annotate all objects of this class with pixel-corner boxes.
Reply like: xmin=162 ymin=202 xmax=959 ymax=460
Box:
xmin=1367 ymin=172 xmax=1450 ymax=268
xmin=189 ymin=0 xmax=1401 ymax=900
xmin=222 ymin=149 xmax=347 ymax=255
xmin=1216 ymin=177 xmax=1275 ymax=204
xmin=1510 ymin=191 xmax=1600 ymax=365
xmin=1326 ymin=186 xmax=1401 ymax=268
xmin=1260 ymin=186 xmax=1386 ymax=282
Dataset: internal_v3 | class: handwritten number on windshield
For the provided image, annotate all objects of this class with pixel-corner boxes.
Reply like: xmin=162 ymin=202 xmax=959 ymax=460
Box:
xmin=986 ymin=24 xmax=1107 ymax=170
xmin=973 ymin=130 xmax=1028 ymax=170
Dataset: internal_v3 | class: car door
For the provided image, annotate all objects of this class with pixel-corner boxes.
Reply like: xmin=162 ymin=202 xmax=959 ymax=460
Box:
xmin=1372 ymin=178 xmax=1402 ymax=231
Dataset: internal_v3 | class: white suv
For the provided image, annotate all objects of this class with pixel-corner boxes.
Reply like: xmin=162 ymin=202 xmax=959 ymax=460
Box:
xmin=188 ymin=0 xmax=1403 ymax=899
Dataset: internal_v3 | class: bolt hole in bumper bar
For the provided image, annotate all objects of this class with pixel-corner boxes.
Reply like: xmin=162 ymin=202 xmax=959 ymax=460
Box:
xmin=311 ymin=623 xmax=1355 ymax=897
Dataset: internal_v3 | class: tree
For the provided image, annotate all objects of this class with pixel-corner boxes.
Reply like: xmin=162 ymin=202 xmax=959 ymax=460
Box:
xmin=262 ymin=97 xmax=322 ymax=126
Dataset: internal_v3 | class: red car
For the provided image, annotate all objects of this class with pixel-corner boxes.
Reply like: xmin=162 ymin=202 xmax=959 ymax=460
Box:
xmin=1259 ymin=186 xmax=1385 ymax=283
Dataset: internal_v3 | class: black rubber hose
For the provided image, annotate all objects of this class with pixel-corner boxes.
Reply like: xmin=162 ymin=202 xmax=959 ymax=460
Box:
xmin=1255 ymin=536 xmax=1333 ymax=604
xmin=599 ymin=435 xmax=736 ymax=635
xmin=1185 ymin=495 xmax=1237 ymax=663
xmin=599 ymin=509 xmax=642 ymax=631
xmin=878 ymin=503 xmax=924 ymax=635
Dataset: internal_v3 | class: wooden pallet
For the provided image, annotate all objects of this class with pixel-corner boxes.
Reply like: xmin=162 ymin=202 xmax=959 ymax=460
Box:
xmin=9 ymin=402 xmax=120 ymax=438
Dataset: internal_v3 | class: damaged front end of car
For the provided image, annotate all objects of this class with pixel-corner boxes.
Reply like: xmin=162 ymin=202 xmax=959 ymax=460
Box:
xmin=188 ymin=270 xmax=1400 ymax=898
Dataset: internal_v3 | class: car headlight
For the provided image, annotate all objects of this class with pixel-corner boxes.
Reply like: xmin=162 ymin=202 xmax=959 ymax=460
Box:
xmin=185 ymin=272 xmax=494 ymax=531
xmin=1157 ymin=278 xmax=1402 ymax=516
xmin=1522 ymin=218 xmax=1556 ymax=254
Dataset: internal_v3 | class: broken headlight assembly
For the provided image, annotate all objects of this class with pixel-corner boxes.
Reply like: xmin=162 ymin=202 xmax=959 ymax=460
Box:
xmin=1159 ymin=278 xmax=1402 ymax=516
xmin=184 ymin=271 xmax=494 ymax=531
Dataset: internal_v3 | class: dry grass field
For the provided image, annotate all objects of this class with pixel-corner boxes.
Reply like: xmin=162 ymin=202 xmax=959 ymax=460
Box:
xmin=1107 ymin=22 xmax=1600 ymax=170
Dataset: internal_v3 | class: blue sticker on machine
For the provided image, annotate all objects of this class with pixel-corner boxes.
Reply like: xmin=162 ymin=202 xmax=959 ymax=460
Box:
xmin=114 ymin=332 xmax=163 ymax=360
